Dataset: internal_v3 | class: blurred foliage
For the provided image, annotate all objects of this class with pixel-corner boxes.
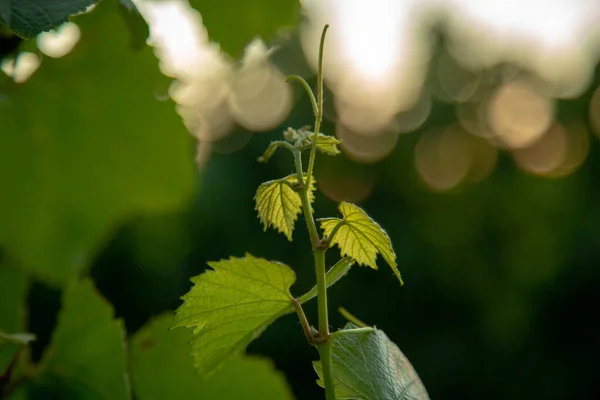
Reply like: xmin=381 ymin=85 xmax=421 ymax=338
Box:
xmin=117 ymin=0 xmax=149 ymax=50
xmin=0 ymin=0 xmax=97 ymax=38
xmin=0 ymin=0 xmax=195 ymax=285
xmin=1 ymin=1 xmax=600 ymax=400
xmin=189 ymin=0 xmax=297 ymax=58
xmin=31 ymin=279 xmax=129 ymax=399
xmin=130 ymin=314 xmax=294 ymax=400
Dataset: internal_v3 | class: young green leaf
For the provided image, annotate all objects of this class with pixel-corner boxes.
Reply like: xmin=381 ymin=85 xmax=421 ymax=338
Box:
xmin=299 ymin=133 xmax=342 ymax=156
xmin=319 ymin=202 xmax=403 ymax=284
xmin=38 ymin=279 xmax=129 ymax=400
xmin=315 ymin=133 xmax=342 ymax=156
xmin=255 ymin=174 xmax=316 ymax=241
xmin=131 ymin=313 xmax=294 ymax=400
xmin=314 ymin=324 xmax=430 ymax=400
xmin=173 ymin=254 xmax=297 ymax=379
xmin=297 ymin=257 xmax=353 ymax=304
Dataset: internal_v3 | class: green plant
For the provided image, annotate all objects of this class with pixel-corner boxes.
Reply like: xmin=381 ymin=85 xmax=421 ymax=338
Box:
xmin=173 ymin=26 xmax=430 ymax=400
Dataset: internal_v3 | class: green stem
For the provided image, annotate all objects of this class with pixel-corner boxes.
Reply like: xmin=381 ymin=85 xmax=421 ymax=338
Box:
xmin=305 ymin=25 xmax=329 ymax=191
xmin=298 ymin=150 xmax=335 ymax=400
xmin=338 ymin=307 xmax=369 ymax=328
xmin=285 ymin=75 xmax=318 ymax=117
xmin=317 ymin=341 xmax=336 ymax=400
xmin=314 ymin=250 xmax=329 ymax=335
xmin=294 ymin=148 xmax=319 ymax=247
xmin=293 ymin=24 xmax=335 ymax=400
xmin=291 ymin=297 xmax=315 ymax=345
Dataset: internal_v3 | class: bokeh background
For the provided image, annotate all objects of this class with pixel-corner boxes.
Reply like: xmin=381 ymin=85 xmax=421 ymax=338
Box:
xmin=2 ymin=0 xmax=600 ymax=399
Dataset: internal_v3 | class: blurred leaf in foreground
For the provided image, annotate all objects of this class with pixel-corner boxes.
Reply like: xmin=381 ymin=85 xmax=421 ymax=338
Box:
xmin=0 ymin=0 xmax=195 ymax=285
xmin=117 ymin=0 xmax=149 ymax=50
xmin=0 ymin=0 xmax=97 ymax=38
xmin=0 ymin=264 xmax=28 ymax=333
xmin=36 ymin=279 xmax=129 ymax=399
xmin=189 ymin=0 xmax=297 ymax=58
xmin=131 ymin=313 xmax=294 ymax=400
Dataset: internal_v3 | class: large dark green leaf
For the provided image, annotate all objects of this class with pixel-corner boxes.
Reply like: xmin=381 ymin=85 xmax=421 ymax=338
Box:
xmin=130 ymin=313 xmax=294 ymax=400
xmin=189 ymin=0 xmax=298 ymax=58
xmin=314 ymin=324 xmax=430 ymax=400
xmin=0 ymin=0 xmax=196 ymax=285
xmin=37 ymin=279 xmax=129 ymax=399
xmin=0 ymin=0 xmax=97 ymax=38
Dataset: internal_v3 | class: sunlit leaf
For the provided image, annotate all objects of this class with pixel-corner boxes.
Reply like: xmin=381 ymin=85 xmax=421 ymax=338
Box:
xmin=315 ymin=133 xmax=342 ymax=156
xmin=0 ymin=0 xmax=195 ymax=285
xmin=173 ymin=254 xmax=296 ymax=379
xmin=38 ymin=279 xmax=129 ymax=400
xmin=319 ymin=202 xmax=402 ymax=284
xmin=255 ymin=174 xmax=316 ymax=241
xmin=297 ymin=257 xmax=353 ymax=304
xmin=131 ymin=313 xmax=294 ymax=400
xmin=314 ymin=324 xmax=430 ymax=400
xmin=299 ymin=133 xmax=341 ymax=156
xmin=188 ymin=0 xmax=298 ymax=58
xmin=0 ymin=0 xmax=97 ymax=38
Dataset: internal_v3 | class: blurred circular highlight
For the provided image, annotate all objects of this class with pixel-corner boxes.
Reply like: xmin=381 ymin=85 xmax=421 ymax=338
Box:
xmin=487 ymin=79 xmax=555 ymax=149
xmin=318 ymin=175 xmax=375 ymax=203
xmin=415 ymin=126 xmax=472 ymax=191
xmin=1 ymin=52 xmax=41 ymax=83
xmin=513 ymin=122 xmax=588 ymax=177
xmin=37 ymin=22 xmax=81 ymax=58
xmin=228 ymin=40 xmax=293 ymax=132
xmin=336 ymin=123 xmax=399 ymax=164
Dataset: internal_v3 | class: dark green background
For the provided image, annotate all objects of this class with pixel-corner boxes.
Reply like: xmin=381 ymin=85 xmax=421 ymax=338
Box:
xmin=2 ymin=1 xmax=600 ymax=399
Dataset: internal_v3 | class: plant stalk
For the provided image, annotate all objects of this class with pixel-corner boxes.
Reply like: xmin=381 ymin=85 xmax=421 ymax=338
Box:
xmin=313 ymin=250 xmax=329 ymax=336
xmin=294 ymin=24 xmax=336 ymax=400
xmin=317 ymin=341 xmax=336 ymax=400
xmin=294 ymin=148 xmax=320 ymax=247
xmin=305 ymin=24 xmax=329 ymax=191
